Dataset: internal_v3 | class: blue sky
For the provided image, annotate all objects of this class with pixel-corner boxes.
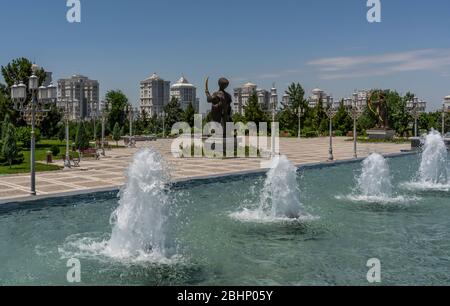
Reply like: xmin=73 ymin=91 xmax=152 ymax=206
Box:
xmin=1 ymin=0 xmax=450 ymax=111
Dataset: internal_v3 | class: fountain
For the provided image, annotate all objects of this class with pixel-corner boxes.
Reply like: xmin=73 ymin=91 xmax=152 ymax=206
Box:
xmin=60 ymin=148 xmax=177 ymax=263
xmin=356 ymin=153 xmax=392 ymax=199
xmin=104 ymin=148 xmax=171 ymax=260
xmin=230 ymin=155 xmax=314 ymax=222
xmin=404 ymin=130 xmax=449 ymax=191
xmin=340 ymin=153 xmax=415 ymax=203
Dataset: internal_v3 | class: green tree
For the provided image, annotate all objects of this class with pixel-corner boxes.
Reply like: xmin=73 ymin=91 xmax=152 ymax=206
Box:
xmin=112 ymin=122 xmax=121 ymax=146
xmin=39 ymin=105 xmax=62 ymax=138
xmin=1 ymin=114 xmax=11 ymax=141
xmin=75 ymin=121 xmax=90 ymax=151
xmin=16 ymin=126 xmax=41 ymax=147
xmin=0 ymin=91 xmax=13 ymax=125
xmin=333 ymin=100 xmax=353 ymax=135
xmin=57 ymin=122 xmax=66 ymax=143
xmin=2 ymin=124 xmax=18 ymax=168
xmin=106 ymin=90 xmax=128 ymax=132
xmin=163 ymin=97 xmax=184 ymax=135
xmin=243 ymin=92 xmax=269 ymax=127
xmin=183 ymin=102 xmax=196 ymax=127
xmin=278 ymin=82 xmax=309 ymax=135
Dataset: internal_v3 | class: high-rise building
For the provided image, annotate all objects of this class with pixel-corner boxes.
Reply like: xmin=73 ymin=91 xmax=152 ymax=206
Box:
xmin=444 ymin=96 xmax=450 ymax=112
xmin=140 ymin=73 xmax=170 ymax=117
xmin=57 ymin=75 xmax=100 ymax=120
xmin=308 ymin=88 xmax=332 ymax=108
xmin=233 ymin=82 xmax=271 ymax=115
xmin=270 ymin=84 xmax=278 ymax=113
xmin=170 ymin=75 xmax=199 ymax=112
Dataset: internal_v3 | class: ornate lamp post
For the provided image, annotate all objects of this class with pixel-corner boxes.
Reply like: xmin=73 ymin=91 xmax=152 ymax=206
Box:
xmin=406 ymin=97 xmax=426 ymax=138
xmin=124 ymin=103 xmax=135 ymax=147
xmin=344 ymin=92 xmax=366 ymax=159
xmin=60 ymin=98 xmax=72 ymax=169
xmin=101 ymin=101 xmax=109 ymax=155
xmin=10 ymin=64 xmax=56 ymax=195
xmin=298 ymin=104 xmax=305 ymax=139
xmin=323 ymin=97 xmax=338 ymax=161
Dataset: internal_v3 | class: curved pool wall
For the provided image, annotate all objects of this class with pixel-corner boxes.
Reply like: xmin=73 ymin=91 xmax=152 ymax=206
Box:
xmin=3 ymin=151 xmax=450 ymax=285
xmin=0 ymin=152 xmax=415 ymax=209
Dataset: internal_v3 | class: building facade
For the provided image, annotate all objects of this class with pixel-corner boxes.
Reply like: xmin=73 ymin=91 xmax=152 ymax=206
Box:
xmin=170 ymin=76 xmax=199 ymax=112
xmin=308 ymin=88 xmax=333 ymax=108
xmin=445 ymin=96 xmax=450 ymax=112
xmin=140 ymin=73 xmax=170 ymax=117
xmin=233 ymin=82 xmax=271 ymax=115
xmin=57 ymin=75 xmax=100 ymax=121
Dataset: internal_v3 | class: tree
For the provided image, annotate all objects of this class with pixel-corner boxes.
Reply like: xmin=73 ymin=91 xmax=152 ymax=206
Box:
xmin=106 ymin=90 xmax=128 ymax=132
xmin=333 ymin=100 xmax=353 ymax=135
xmin=243 ymin=92 xmax=269 ymax=127
xmin=57 ymin=122 xmax=66 ymax=143
xmin=1 ymin=114 xmax=11 ymax=141
xmin=16 ymin=126 xmax=41 ymax=147
xmin=163 ymin=97 xmax=184 ymax=135
xmin=183 ymin=102 xmax=196 ymax=127
xmin=112 ymin=122 xmax=121 ymax=146
xmin=278 ymin=82 xmax=309 ymax=135
xmin=2 ymin=124 xmax=18 ymax=168
xmin=75 ymin=121 xmax=90 ymax=151
xmin=39 ymin=105 xmax=62 ymax=138
xmin=0 ymin=91 xmax=13 ymax=125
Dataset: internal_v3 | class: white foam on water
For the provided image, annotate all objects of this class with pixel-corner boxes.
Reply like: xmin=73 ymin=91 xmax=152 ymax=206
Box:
xmin=404 ymin=130 xmax=449 ymax=191
xmin=59 ymin=148 xmax=181 ymax=265
xmin=230 ymin=155 xmax=316 ymax=223
xmin=341 ymin=153 xmax=418 ymax=204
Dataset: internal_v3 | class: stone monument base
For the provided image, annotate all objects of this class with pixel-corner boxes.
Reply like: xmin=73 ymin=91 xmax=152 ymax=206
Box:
xmin=367 ymin=129 xmax=395 ymax=140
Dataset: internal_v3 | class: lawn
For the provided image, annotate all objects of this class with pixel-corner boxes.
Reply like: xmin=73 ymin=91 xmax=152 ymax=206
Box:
xmin=0 ymin=139 xmax=66 ymax=176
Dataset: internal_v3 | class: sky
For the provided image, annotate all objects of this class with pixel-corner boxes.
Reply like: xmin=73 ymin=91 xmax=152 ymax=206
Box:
xmin=1 ymin=0 xmax=450 ymax=112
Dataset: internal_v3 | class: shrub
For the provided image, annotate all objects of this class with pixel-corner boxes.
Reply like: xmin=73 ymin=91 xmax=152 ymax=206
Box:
xmin=50 ymin=145 xmax=60 ymax=157
xmin=16 ymin=126 xmax=41 ymax=147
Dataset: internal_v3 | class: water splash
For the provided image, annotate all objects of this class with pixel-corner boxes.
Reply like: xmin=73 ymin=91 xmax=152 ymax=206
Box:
xmin=403 ymin=130 xmax=450 ymax=191
xmin=341 ymin=153 xmax=417 ymax=204
xmin=59 ymin=148 xmax=180 ymax=264
xmin=231 ymin=155 xmax=315 ymax=223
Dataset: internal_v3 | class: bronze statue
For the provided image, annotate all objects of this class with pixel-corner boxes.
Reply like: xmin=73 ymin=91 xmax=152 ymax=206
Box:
xmin=368 ymin=90 xmax=390 ymax=129
xmin=205 ymin=77 xmax=232 ymax=132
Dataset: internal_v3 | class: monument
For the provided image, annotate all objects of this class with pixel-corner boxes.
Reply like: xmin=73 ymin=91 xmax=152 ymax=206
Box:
xmin=205 ymin=77 xmax=238 ymax=157
xmin=367 ymin=90 xmax=395 ymax=140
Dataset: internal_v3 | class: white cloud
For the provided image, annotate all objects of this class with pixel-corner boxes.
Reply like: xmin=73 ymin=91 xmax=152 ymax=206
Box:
xmin=308 ymin=49 xmax=450 ymax=80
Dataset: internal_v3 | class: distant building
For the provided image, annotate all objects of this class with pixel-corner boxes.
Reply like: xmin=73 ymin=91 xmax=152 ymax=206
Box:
xmin=170 ymin=75 xmax=199 ymax=112
xmin=233 ymin=82 xmax=271 ymax=115
xmin=43 ymin=72 xmax=53 ymax=87
xmin=270 ymin=84 xmax=278 ymax=113
xmin=57 ymin=75 xmax=100 ymax=120
xmin=140 ymin=73 xmax=170 ymax=117
xmin=445 ymin=95 xmax=450 ymax=112
xmin=308 ymin=88 xmax=333 ymax=108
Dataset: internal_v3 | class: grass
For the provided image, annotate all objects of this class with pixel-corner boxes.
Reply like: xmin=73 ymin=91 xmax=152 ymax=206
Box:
xmin=0 ymin=139 xmax=67 ymax=175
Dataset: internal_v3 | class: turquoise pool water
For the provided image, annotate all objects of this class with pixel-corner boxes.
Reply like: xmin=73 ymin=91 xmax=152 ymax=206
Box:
xmin=0 ymin=154 xmax=449 ymax=285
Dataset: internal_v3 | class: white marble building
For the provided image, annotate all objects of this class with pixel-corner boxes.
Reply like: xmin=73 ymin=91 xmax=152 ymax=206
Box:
xmin=170 ymin=76 xmax=199 ymax=112
xmin=57 ymin=75 xmax=100 ymax=120
xmin=140 ymin=73 xmax=170 ymax=117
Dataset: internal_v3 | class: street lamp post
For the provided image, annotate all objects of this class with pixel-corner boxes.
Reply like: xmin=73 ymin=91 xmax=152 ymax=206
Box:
xmin=162 ymin=111 xmax=166 ymax=138
xmin=324 ymin=97 xmax=338 ymax=161
xmin=125 ymin=104 xmax=134 ymax=147
xmin=406 ymin=97 xmax=426 ymax=138
xmin=298 ymin=105 xmax=305 ymax=139
xmin=101 ymin=102 xmax=109 ymax=156
xmin=345 ymin=92 xmax=366 ymax=159
xmin=61 ymin=98 xmax=71 ymax=169
xmin=11 ymin=64 xmax=56 ymax=195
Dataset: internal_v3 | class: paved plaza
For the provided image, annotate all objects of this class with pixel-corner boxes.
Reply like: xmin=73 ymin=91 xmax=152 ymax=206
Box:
xmin=0 ymin=137 xmax=410 ymax=203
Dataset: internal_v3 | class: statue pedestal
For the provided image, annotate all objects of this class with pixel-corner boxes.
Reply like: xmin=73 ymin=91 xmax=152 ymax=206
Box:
xmin=367 ymin=129 xmax=395 ymax=140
